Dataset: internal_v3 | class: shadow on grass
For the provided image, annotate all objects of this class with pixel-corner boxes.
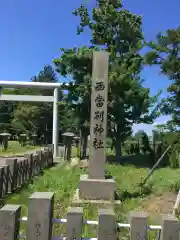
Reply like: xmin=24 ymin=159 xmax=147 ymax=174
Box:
xmin=107 ymin=153 xmax=155 ymax=168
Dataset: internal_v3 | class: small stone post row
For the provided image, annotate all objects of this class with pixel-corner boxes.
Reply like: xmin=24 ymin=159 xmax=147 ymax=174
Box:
xmin=67 ymin=208 xmax=117 ymax=240
xmin=0 ymin=194 xmax=180 ymax=239
xmin=129 ymin=211 xmax=180 ymax=240
xmin=0 ymin=192 xmax=54 ymax=240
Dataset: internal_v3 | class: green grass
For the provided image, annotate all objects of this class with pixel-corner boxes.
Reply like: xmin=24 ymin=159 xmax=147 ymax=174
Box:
xmin=4 ymin=162 xmax=180 ymax=238
xmin=0 ymin=141 xmax=40 ymax=156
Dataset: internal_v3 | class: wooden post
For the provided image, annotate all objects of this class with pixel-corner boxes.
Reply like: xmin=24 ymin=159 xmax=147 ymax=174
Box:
xmin=0 ymin=204 xmax=21 ymax=240
xmin=36 ymin=151 xmax=43 ymax=172
xmin=5 ymin=158 xmax=17 ymax=193
xmin=32 ymin=154 xmax=37 ymax=176
xmin=21 ymin=160 xmax=26 ymax=185
xmin=26 ymin=192 xmax=54 ymax=240
xmin=16 ymin=161 xmax=21 ymax=187
xmin=41 ymin=151 xmax=45 ymax=168
xmin=24 ymin=153 xmax=33 ymax=181
xmin=44 ymin=150 xmax=49 ymax=167
xmin=0 ymin=167 xmax=4 ymax=198
xmin=98 ymin=208 xmax=117 ymax=240
xmin=129 ymin=211 xmax=148 ymax=240
xmin=24 ymin=158 xmax=28 ymax=182
xmin=35 ymin=153 xmax=40 ymax=174
xmin=161 ymin=214 xmax=180 ymax=240
xmin=66 ymin=207 xmax=83 ymax=240
xmin=19 ymin=161 xmax=23 ymax=186
xmin=3 ymin=165 xmax=9 ymax=196
xmin=48 ymin=150 xmax=53 ymax=166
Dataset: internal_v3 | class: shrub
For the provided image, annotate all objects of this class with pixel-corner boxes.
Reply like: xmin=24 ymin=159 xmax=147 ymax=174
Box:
xmin=169 ymin=180 xmax=180 ymax=193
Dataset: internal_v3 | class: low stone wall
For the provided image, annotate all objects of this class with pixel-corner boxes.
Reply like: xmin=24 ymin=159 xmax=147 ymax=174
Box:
xmin=0 ymin=148 xmax=53 ymax=201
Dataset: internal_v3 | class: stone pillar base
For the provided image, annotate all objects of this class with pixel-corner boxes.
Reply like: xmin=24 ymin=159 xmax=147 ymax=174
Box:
xmin=80 ymin=174 xmax=116 ymax=200
xmin=71 ymin=174 xmax=121 ymax=206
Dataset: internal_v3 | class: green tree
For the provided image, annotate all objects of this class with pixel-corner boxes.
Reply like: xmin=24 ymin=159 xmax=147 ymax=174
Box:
xmin=0 ymin=89 xmax=17 ymax=133
xmin=54 ymin=0 xmax=160 ymax=160
xmin=54 ymin=47 xmax=95 ymax=158
xmin=134 ymin=130 xmax=146 ymax=141
xmin=145 ymin=27 xmax=180 ymax=129
xmin=12 ymin=65 xmax=66 ymax=142
xmin=12 ymin=104 xmax=40 ymax=134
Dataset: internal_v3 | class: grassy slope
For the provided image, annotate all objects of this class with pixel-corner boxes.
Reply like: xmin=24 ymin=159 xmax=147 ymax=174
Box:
xmin=0 ymin=141 xmax=40 ymax=156
xmin=5 ymin=162 xmax=180 ymax=237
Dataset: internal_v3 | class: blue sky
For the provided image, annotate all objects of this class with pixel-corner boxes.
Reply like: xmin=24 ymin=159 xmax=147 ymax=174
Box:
xmin=0 ymin=0 xmax=179 ymax=135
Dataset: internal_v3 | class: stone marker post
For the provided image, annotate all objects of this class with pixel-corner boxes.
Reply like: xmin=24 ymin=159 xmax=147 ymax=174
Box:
xmin=0 ymin=204 xmax=21 ymax=240
xmin=77 ymin=51 xmax=117 ymax=202
xmin=67 ymin=207 xmax=83 ymax=240
xmin=88 ymin=51 xmax=109 ymax=179
xmin=98 ymin=208 xmax=117 ymax=240
xmin=26 ymin=192 xmax=54 ymax=240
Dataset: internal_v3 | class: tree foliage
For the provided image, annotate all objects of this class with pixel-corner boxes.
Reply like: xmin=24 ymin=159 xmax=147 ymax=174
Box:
xmin=54 ymin=0 xmax=160 ymax=159
xmin=1 ymin=0 xmax=178 ymax=165
xmin=145 ymin=27 xmax=180 ymax=129
xmin=1 ymin=65 xmax=69 ymax=143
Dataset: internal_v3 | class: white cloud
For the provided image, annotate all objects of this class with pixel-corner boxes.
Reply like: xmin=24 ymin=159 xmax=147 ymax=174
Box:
xmin=152 ymin=115 xmax=171 ymax=126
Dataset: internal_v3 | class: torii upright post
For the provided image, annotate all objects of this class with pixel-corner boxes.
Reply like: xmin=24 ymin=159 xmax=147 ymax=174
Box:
xmin=52 ymin=87 xmax=59 ymax=159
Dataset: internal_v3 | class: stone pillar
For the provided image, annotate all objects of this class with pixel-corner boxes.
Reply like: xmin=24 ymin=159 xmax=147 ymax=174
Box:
xmin=77 ymin=51 xmax=116 ymax=202
xmin=0 ymin=204 xmax=21 ymax=240
xmin=160 ymin=214 xmax=180 ymax=240
xmin=88 ymin=51 xmax=109 ymax=179
xmin=74 ymin=136 xmax=80 ymax=158
xmin=129 ymin=211 xmax=148 ymax=239
xmin=26 ymin=192 xmax=54 ymax=240
xmin=98 ymin=208 xmax=117 ymax=240
xmin=66 ymin=207 xmax=83 ymax=240
xmin=62 ymin=133 xmax=75 ymax=161
xmin=31 ymin=134 xmax=38 ymax=146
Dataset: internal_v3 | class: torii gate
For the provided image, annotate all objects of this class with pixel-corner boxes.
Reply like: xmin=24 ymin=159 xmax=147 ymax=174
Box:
xmin=0 ymin=80 xmax=70 ymax=159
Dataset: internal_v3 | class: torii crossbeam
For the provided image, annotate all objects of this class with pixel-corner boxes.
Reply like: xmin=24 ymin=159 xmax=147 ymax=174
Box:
xmin=0 ymin=80 xmax=72 ymax=159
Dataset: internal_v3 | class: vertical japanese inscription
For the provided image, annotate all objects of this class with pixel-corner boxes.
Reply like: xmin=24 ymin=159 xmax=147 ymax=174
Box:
xmin=2 ymin=224 xmax=10 ymax=239
xmin=93 ymin=86 xmax=105 ymax=149
xmin=89 ymin=51 xmax=109 ymax=179
xmin=71 ymin=227 xmax=77 ymax=240
xmin=35 ymin=221 xmax=41 ymax=240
